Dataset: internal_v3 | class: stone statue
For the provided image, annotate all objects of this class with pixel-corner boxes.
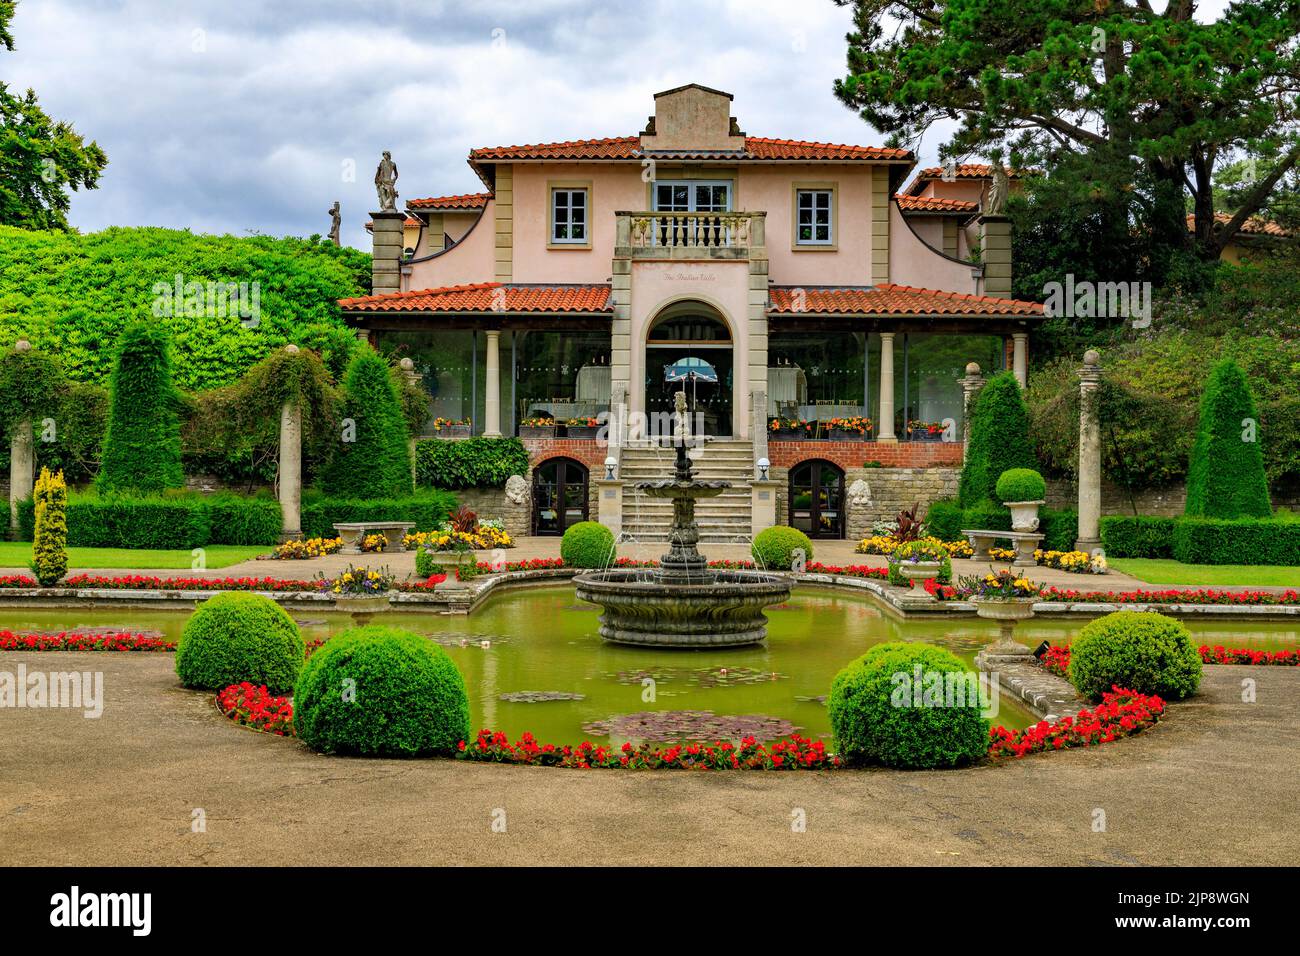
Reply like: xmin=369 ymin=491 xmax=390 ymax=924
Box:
xmin=673 ymin=390 xmax=689 ymax=440
xmin=327 ymin=201 xmax=341 ymax=246
xmin=505 ymin=474 xmax=528 ymax=506
xmin=846 ymin=478 xmax=872 ymax=508
xmin=987 ymin=165 xmax=1010 ymax=216
xmin=374 ymin=151 xmax=399 ymax=211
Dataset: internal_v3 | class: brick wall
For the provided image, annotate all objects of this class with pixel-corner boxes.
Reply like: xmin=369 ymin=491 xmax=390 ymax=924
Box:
xmin=522 ymin=437 xmax=608 ymax=471
xmin=770 ymin=464 xmax=960 ymax=542
xmin=767 ymin=439 xmax=963 ymax=470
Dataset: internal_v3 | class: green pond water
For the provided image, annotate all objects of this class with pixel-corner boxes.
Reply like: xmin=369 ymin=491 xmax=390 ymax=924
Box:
xmin=3 ymin=586 xmax=1298 ymax=744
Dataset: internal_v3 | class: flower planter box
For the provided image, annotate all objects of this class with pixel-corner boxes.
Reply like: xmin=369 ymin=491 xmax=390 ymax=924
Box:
xmin=565 ymin=426 xmax=599 ymax=440
xmin=433 ymin=425 xmax=471 ymax=439
xmin=771 ymin=429 xmax=803 ymax=441
xmin=519 ymin=426 xmax=556 ymax=439
xmin=907 ymin=431 xmax=943 ymax=442
xmin=828 ymin=428 xmax=866 ymax=442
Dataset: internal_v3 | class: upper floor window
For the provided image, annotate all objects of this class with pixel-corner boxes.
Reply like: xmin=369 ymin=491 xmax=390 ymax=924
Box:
xmin=551 ymin=187 xmax=588 ymax=245
xmin=795 ymin=187 xmax=835 ymax=246
xmin=654 ymin=181 xmax=731 ymax=212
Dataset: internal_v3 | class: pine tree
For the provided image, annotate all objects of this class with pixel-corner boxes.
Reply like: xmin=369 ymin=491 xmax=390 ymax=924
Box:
xmin=324 ymin=347 xmax=412 ymax=498
xmin=97 ymin=321 xmax=184 ymax=493
xmin=1184 ymin=359 xmax=1272 ymax=519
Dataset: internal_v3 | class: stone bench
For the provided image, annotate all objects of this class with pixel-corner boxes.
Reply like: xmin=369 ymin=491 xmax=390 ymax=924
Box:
xmin=333 ymin=521 xmax=416 ymax=555
xmin=961 ymin=529 xmax=1045 ymax=568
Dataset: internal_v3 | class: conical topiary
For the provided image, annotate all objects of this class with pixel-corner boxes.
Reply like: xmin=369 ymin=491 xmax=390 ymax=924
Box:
xmin=1184 ymin=359 xmax=1271 ymax=519
xmin=97 ymin=322 xmax=184 ymax=493
xmin=324 ymin=346 xmax=413 ymax=498
xmin=30 ymin=467 xmax=68 ymax=586
xmin=958 ymin=371 xmax=1037 ymax=507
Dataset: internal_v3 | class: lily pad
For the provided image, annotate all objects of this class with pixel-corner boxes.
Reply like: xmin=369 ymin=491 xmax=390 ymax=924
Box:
xmin=582 ymin=710 xmax=798 ymax=741
xmin=498 ymin=691 xmax=586 ymax=703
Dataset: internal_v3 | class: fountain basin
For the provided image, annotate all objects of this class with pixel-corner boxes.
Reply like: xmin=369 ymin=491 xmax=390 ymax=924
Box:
xmin=573 ymin=569 xmax=792 ymax=648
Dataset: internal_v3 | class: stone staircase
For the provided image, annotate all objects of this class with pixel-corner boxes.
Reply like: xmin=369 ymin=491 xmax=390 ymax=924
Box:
xmin=618 ymin=439 xmax=755 ymax=544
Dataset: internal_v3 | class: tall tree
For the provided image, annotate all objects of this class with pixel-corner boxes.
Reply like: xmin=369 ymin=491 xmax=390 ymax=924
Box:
xmin=833 ymin=0 xmax=1300 ymax=261
xmin=98 ymin=322 xmax=185 ymax=494
xmin=0 ymin=0 xmax=108 ymax=229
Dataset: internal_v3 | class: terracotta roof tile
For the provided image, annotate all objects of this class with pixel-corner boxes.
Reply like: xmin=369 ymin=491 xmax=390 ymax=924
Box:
xmin=895 ymin=194 xmax=979 ymax=213
xmin=339 ymin=282 xmax=612 ymax=314
xmin=903 ymin=164 xmax=1033 ymax=195
xmin=470 ymin=137 xmax=640 ymax=161
xmin=466 ymin=135 xmax=909 ymax=162
xmin=407 ymin=193 xmax=490 ymax=210
xmin=1187 ymin=212 xmax=1292 ymax=238
xmin=768 ymin=284 xmax=1043 ymax=317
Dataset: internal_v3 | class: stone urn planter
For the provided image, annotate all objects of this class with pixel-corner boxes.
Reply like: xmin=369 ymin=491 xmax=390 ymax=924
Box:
xmin=334 ymin=593 xmax=391 ymax=627
xmin=894 ymin=560 xmax=943 ymax=601
xmin=972 ymin=596 xmax=1037 ymax=657
xmin=1004 ymin=500 xmax=1046 ymax=532
xmin=421 ymin=550 xmax=478 ymax=590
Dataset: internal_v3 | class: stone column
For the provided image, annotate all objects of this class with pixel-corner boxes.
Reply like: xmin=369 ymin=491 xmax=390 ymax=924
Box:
xmin=1012 ymin=332 xmax=1028 ymax=388
xmin=483 ymin=330 xmax=502 ymax=438
xmin=370 ymin=209 xmax=406 ymax=295
xmin=278 ymin=345 xmax=303 ymax=541
xmin=597 ymin=479 xmax=624 ymax=539
xmin=978 ymin=214 xmax=1012 ymax=297
xmin=877 ymin=331 xmax=897 ymax=442
xmin=1075 ymin=349 xmax=1103 ymax=553
xmin=400 ymin=357 xmax=420 ymax=485
xmin=8 ymin=339 xmax=34 ymax=537
xmin=958 ymin=362 xmax=985 ymax=458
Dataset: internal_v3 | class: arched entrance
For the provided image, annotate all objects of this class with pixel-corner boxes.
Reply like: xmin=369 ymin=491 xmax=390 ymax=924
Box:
xmin=532 ymin=458 xmax=589 ymax=535
xmin=645 ymin=303 xmax=733 ymax=436
xmin=788 ymin=459 xmax=845 ymax=539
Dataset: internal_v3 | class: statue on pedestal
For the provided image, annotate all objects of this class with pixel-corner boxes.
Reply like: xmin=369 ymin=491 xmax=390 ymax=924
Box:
xmin=374 ymin=151 xmax=399 ymax=212
xmin=327 ymin=201 xmax=341 ymax=246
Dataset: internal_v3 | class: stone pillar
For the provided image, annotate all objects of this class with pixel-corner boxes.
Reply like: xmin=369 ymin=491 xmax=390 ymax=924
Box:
xmin=1075 ymin=349 xmax=1103 ymax=553
xmin=400 ymin=357 xmax=420 ymax=484
xmin=597 ymin=479 xmax=624 ymax=539
xmin=8 ymin=339 xmax=34 ymax=536
xmin=978 ymin=214 xmax=1012 ymax=298
xmin=958 ymin=362 xmax=985 ymax=458
xmin=370 ymin=209 xmax=406 ymax=295
xmin=877 ymin=331 xmax=897 ymax=442
xmin=278 ymin=345 xmax=303 ymax=541
xmin=483 ymin=330 xmax=502 ymax=438
xmin=751 ymin=481 xmax=779 ymax=537
xmin=750 ymin=388 xmax=768 ymax=479
xmin=1012 ymin=332 xmax=1028 ymax=388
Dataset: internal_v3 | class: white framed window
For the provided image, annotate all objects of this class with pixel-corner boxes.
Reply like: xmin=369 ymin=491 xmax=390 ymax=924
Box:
xmin=796 ymin=188 xmax=834 ymax=245
xmin=551 ymin=188 xmax=587 ymax=244
xmin=653 ymin=181 xmax=731 ymax=212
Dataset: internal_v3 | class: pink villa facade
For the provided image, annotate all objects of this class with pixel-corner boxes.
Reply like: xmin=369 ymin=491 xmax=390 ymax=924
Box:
xmin=341 ymin=84 xmax=1043 ymax=542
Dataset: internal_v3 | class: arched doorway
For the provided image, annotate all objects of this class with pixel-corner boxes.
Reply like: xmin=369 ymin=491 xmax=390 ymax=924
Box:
xmin=788 ymin=459 xmax=845 ymax=539
xmin=532 ymin=458 xmax=589 ymax=535
xmin=645 ymin=304 xmax=733 ymax=436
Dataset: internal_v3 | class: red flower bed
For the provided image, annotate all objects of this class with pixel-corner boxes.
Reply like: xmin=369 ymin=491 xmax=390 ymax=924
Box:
xmin=0 ymin=629 xmax=175 ymax=652
xmin=1040 ymin=585 xmax=1300 ymax=606
xmin=0 ymin=575 xmax=38 ymax=588
xmin=63 ymin=574 xmax=317 ymax=592
xmin=1041 ymin=643 xmax=1298 ymax=677
xmin=804 ymin=562 xmax=889 ymax=580
xmin=457 ymin=729 xmax=840 ymax=770
xmin=216 ymin=682 xmax=295 ymax=736
xmin=988 ymin=687 xmax=1165 ymax=758
xmin=1040 ymin=644 xmax=1072 ymax=678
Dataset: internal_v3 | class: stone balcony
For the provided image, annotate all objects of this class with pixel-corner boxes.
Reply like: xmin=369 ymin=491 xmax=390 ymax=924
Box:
xmin=614 ymin=210 xmax=766 ymax=260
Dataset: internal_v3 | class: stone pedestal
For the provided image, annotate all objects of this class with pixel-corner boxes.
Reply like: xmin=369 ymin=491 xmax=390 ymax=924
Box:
xmin=370 ymin=210 xmax=406 ymax=296
xmin=751 ymin=480 xmax=779 ymax=537
xmin=597 ymin=479 xmax=624 ymax=539
xmin=1075 ymin=349 xmax=1103 ymax=552
xmin=958 ymin=362 xmax=985 ymax=458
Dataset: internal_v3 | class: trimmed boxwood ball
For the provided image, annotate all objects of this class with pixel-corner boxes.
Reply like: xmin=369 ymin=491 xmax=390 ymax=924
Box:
xmin=561 ymin=520 xmax=615 ymax=569
xmin=293 ymin=626 xmax=470 ymax=757
xmin=752 ymin=526 xmax=813 ymax=570
xmin=175 ymin=592 xmax=304 ymax=694
xmin=995 ymin=467 xmax=1046 ymax=503
xmin=829 ymin=642 xmax=989 ymax=769
xmin=1067 ymin=611 xmax=1202 ymax=701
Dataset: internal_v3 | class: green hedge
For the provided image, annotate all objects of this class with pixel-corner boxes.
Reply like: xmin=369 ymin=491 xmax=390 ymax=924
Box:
xmin=415 ymin=437 xmax=531 ymax=489
xmin=1184 ymin=359 xmax=1272 ymax=519
xmin=752 ymin=526 xmax=813 ymax=569
xmin=958 ymin=372 xmax=1037 ymax=507
xmin=560 ymin=521 xmax=615 ymax=569
xmin=1068 ymin=611 xmax=1202 ymax=701
xmin=923 ymin=499 xmax=964 ymax=541
xmin=96 ymin=321 xmax=185 ymax=494
xmin=300 ymin=490 xmax=456 ymax=539
xmin=1099 ymin=516 xmax=1177 ymax=558
xmin=323 ymin=347 xmax=413 ymax=498
xmin=16 ymin=493 xmax=282 ymax=548
xmin=1172 ymin=516 xmax=1300 ymax=566
xmin=925 ymin=499 xmax=1076 ymax=551
xmin=1039 ymin=508 xmax=1079 ymax=552
xmin=175 ymin=592 xmax=305 ymax=694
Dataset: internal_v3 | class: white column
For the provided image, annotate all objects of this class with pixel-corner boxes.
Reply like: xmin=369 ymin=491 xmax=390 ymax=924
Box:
xmin=1076 ymin=349 xmax=1103 ymax=552
xmin=1012 ymin=332 xmax=1028 ymax=388
xmin=877 ymin=331 xmax=897 ymax=442
xmin=483 ymin=330 xmax=502 ymax=438
xmin=278 ymin=345 xmax=302 ymax=541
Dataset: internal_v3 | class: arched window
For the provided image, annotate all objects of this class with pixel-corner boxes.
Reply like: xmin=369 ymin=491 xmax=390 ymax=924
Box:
xmin=788 ymin=459 xmax=845 ymax=539
xmin=532 ymin=458 xmax=589 ymax=535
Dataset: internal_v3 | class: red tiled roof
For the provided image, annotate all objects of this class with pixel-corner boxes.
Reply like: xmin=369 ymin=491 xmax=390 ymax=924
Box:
xmin=768 ymin=284 xmax=1043 ymax=317
xmin=467 ymin=135 xmax=909 ymax=162
xmin=1187 ymin=212 xmax=1292 ymax=239
xmin=362 ymin=216 xmax=422 ymax=232
xmin=902 ymin=164 xmax=1032 ymax=195
xmin=339 ymin=282 xmax=612 ymax=314
xmin=407 ymin=192 xmax=491 ymax=209
xmin=895 ymin=194 xmax=979 ymax=213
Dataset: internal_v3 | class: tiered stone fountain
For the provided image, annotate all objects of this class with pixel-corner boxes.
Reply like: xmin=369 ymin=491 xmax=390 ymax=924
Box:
xmin=574 ymin=400 xmax=790 ymax=647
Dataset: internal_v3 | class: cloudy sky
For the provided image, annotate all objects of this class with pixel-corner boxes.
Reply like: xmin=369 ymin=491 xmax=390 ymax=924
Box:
xmin=6 ymin=0 xmax=1231 ymax=250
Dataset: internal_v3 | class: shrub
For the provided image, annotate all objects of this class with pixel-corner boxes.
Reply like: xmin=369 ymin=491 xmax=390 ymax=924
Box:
xmin=30 ymin=467 xmax=68 ymax=585
xmin=1039 ymin=508 xmax=1079 ymax=552
xmin=204 ymin=494 xmax=283 ymax=545
xmin=16 ymin=492 xmax=282 ymax=548
xmin=1067 ymin=611 xmax=1202 ymax=701
xmin=415 ymin=437 xmax=530 ymax=489
xmin=828 ymin=642 xmax=989 ymax=768
xmin=1099 ymin=516 xmax=1177 ymax=558
xmin=561 ymin=521 xmax=615 ymax=569
xmin=751 ymin=525 xmax=813 ymax=570
xmin=1172 ymin=517 xmax=1300 ymax=566
xmin=958 ymin=372 xmax=1037 ymax=507
xmin=294 ymin=625 xmax=470 ymax=757
xmin=962 ymin=499 xmax=1012 ymax=532
xmin=923 ymin=498 xmax=964 ymax=541
xmin=175 ymin=592 xmax=304 ymax=693
xmin=324 ymin=347 xmax=413 ymax=498
xmin=97 ymin=321 xmax=184 ymax=494
xmin=300 ymin=490 xmax=456 ymax=539
xmin=995 ymin=467 xmax=1046 ymax=503
xmin=1184 ymin=359 xmax=1272 ymax=519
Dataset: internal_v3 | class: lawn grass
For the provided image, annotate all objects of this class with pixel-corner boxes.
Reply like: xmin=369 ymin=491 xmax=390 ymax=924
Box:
xmin=1109 ymin=558 xmax=1300 ymax=588
xmin=0 ymin=543 xmax=269 ymax=571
